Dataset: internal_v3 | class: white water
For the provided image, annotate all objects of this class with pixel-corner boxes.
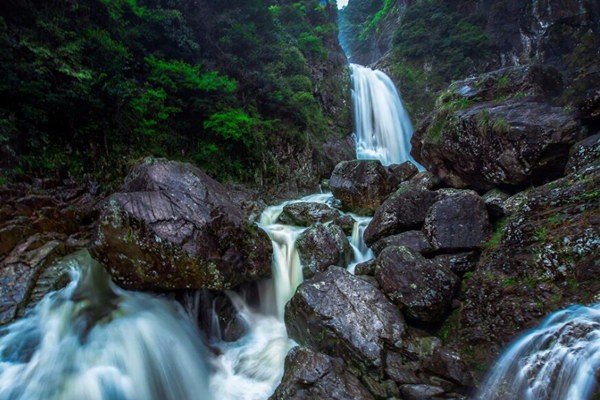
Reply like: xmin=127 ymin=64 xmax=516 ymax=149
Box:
xmin=350 ymin=63 xmax=423 ymax=169
xmin=0 ymin=250 xmax=213 ymax=400
xmin=206 ymin=192 xmax=374 ymax=399
xmin=478 ymin=302 xmax=600 ymax=400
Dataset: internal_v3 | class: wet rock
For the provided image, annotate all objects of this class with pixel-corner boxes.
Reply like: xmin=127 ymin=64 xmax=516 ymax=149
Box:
xmin=285 ymin=266 xmax=406 ymax=375
xmin=386 ymin=161 xmax=419 ymax=190
xmin=433 ymin=252 xmax=479 ymax=277
xmin=424 ymin=348 xmax=474 ymax=387
xmin=424 ymin=192 xmax=491 ymax=252
xmin=399 ymin=384 xmax=445 ymax=399
xmin=333 ymin=214 xmax=356 ymax=235
xmin=483 ymin=189 xmax=510 ymax=221
xmin=270 ymin=347 xmax=374 ymax=400
xmin=374 ymin=246 xmax=459 ymax=323
xmin=91 ymin=158 xmax=271 ymax=291
xmin=0 ymin=235 xmax=71 ymax=325
xmin=565 ymin=133 xmax=600 ymax=174
xmin=296 ymin=223 xmax=352 ymax=279
xmin=412 ymin=76 xmax=582 ymax=190
xmin=364 ymin=188 xmax=437 ymax=246
xmin=278 ymin=202 xmax=341 ymax=226
xmin=371 ymin=231 xmax=434 ymax=256
xmin=329 ymin=160 xmax=390 ymax=215
xmin=402 ymin=171 xmax=444 ymax=191
xmin=354 ymin=259 xmax=376 ymax=276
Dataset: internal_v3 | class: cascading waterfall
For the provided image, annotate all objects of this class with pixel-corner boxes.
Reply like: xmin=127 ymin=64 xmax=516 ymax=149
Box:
xmin=0 ymin=60 xmax=424 ymax=400
xmin=478 ymin=302 xmax=600 ymax=400
xmin=350 ymin=63 xmax=423 ymax=169
xmin=0 ymin=250 xmax=213 ymax=400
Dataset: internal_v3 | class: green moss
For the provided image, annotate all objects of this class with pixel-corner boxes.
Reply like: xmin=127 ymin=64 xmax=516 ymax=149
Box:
xmin=484 ymin=217 xmax=508 ymax=251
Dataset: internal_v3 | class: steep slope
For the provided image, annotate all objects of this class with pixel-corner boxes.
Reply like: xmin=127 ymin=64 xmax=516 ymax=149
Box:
xmin=0 ymin=0 xmax=352 ymax=192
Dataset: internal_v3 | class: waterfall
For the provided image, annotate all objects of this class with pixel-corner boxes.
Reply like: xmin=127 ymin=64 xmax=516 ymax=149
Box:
xmin=478 ymin=302 xmax=600 ymax=400
xmin=350 ymin=63 xmax=423 ymax=169
xmin=207 ymin=192 xmax=375 ymax=399
xmin=0 ymin=250 xmax=213 ymax=400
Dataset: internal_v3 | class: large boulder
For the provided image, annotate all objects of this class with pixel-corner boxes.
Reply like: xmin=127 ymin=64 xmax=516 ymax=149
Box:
xmin=412 ymin=66 xmax=582 ymax=190
xmin=370 ymin=231 xmax=433 ymax=256
xmin=278 ymin=202 xmax=341 ymax=227
xmin=423 ymin=192 xmax=491 ymax=252
xmin=91 ymin=159 xmax=271 ymax=291
xmin=364 ymin=188 xmax=438 ymax=246
xmin=285 ymin=266 xmax=406 ymax=375
xmin=296 ymin=223 xmax=352 ymax=279
xmin=270 ymin=347 xmax=374 ymax=400
xmin=374 ymin=246 xmax=459 ymax=323
xmin=329 ymin=160 xmax=390 ymax=215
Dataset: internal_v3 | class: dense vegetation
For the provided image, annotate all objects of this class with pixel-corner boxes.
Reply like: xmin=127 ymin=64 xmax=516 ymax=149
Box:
xmin=388 ymin=0 xmax=491 ymax=118
xmin=340 ymin=0 xmax=492 ymax=119
xmin=0 ymin=0 xmax=346 ymax=186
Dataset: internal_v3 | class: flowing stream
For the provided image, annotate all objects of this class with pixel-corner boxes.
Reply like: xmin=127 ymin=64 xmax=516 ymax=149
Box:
xmin=478 ymin=302 xmax=600 ymax=400
xmin=0 ymin=65 xmax=429 ymax=399
xmin=350 ymin=63 xmax=423 ymax=169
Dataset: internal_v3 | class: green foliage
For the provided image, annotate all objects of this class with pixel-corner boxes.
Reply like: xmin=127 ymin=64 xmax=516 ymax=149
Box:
xmin=0 ymin=0 xmax=340 ymax=185
xmin=386 ymin=0 xmax=492 ymax=119
xmin=485 ymin=217 xmax=508 ymax=251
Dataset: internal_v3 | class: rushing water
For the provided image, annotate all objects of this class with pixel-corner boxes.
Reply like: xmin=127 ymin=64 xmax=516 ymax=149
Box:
xmin=478 ymin=302 xmax=600 ymax=400
xmin=350 ymin=63 xmax=423 ymax=168
xmin=0 ymin=194 xmax=374 ymax=400
xmin=0 ymin=251 xmax=213 ymax=400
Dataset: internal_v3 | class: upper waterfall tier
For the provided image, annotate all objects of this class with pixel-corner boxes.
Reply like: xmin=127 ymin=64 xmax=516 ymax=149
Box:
xmin=350 ymin=63 xmax=423 ymax=169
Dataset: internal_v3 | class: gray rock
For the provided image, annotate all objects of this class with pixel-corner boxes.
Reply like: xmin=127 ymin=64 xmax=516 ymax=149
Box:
xmin=483 ymin=189 xmax=510 ymax=220
xmin=371 ymin=231 xmax=434 ymax=256
xmin=278 ymin=202 xmax=341 ymax=226
xmin=296 ymin=223 xmax=352 ymax=279
xmin=91 ymin=158 xmax=271 ymax=291
xmin=399 ymin=384 xmax=445 ymax=399
xmin=424 ymin=347 xmax=474 ymax=387
xmin=330 ymin=160 xmax=390 ymax=215
xmin=433 ymin=252 xmax=479 ymax=277
xmin=364 ymin=188 xmax=438 ymax=246
xmin=565 ymin=133 xmax=600 ymax=174
xmin=386 ymin=161 xmax=419 ymax=190
xmin=285 ymin=266 xmax=406 ymax=374
xmin=412 ymin=95 xmax=581 ymax=190
xmin=374 ymin=246 xmax=459 ymax=323
xmin=270 ymin=347 xmax=374 ymax=400
xmin=424 ymin=192 xmax=491 ymax=252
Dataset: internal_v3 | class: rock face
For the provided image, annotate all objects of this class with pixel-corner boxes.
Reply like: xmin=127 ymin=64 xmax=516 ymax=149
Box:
xmin=412 ymin=66 xmax=582 ymax=190
xmin=423 ymin=192 xmax=491 ymax=252
xmin=285 ymin=266 xmax=406 ymax=374
xmin=0 ymin=179 xmax=100 ymax=326
xmin=91 ymin=159 xmax=271 ymax=291
xmin=364 ymin=188 xmax=437 ymax=246
xmin=278 ymin=202 xmax=341 ymax=227
xmin=329 ymin=160 xmax=390 ymax=214
xmin=374 ymin=246 xmax=459 ymax=323
xmin=270 ymin=347 xmax=374 ymax=400
xmin=296 ymin=223 xmax=352 ymax=279
xmin=446 ymin=164 xmax=600 ymax=374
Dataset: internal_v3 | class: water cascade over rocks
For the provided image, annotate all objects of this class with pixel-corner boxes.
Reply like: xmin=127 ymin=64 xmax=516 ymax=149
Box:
xmin=0 ymin=250 xmax=213 ymax=400
xmin=350 ymin=63 xmax=423 ymax=168
xmin=478 ymin=302 xmax=600 ymax=400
